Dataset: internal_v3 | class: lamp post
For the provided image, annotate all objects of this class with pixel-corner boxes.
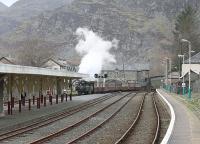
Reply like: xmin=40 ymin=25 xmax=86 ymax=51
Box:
xmin=163 ymin=58 xmax=171 ymax=92
xmin=161 ymin=79 xmax=164 ymax=88
xmin=169 ymin=59 xmax=172 ymax=92
xmin=178 ymin=54 xmax=185 ymax=95
xmin=167 ymin=58 xmax=171 ymax=91
xmin=181 ymin=39 xmax=192 ymax=98
xmin=164 ymin=60 xmax=168 ymax=90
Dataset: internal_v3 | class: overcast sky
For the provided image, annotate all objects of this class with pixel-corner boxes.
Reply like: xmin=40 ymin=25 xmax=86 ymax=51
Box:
xmin=0 ymin=0 xmax=19 ymax=7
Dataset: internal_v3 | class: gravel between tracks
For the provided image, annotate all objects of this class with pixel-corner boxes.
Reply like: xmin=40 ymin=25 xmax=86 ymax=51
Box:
xmin=1 ymin=93 xmax=129 ymax=144
xmin=44 ymin=93 xmax=135 ymax=144
xmin=0 ymin=92 xmax=170 ymax=144
xmin=154 ymin=93 xmax=170 ymax=143
xmin=0 ymin=94 xmax=107 ymax=133
xmin=122 ymin=93 xmax=156 ymax=144
xmin=77 ymin=93 xmax=145 ymax=144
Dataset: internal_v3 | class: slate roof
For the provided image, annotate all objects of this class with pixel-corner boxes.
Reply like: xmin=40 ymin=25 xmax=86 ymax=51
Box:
xmin=0 ymin=57 xmax=16 ymax=64
xmin=42 ymin=58 xmax=80 ymax=67
xmin=185 ymin=52 xmax=200 ymax=64
xmin=102 ymin=63 xmax=150 ymax=71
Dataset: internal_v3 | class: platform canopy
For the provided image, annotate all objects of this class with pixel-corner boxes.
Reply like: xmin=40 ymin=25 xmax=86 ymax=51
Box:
xmin=0 ymin=64 xmax=88 ymax=79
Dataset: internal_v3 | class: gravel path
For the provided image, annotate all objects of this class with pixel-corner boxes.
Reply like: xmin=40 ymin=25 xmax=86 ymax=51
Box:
xmin=123 ymin=93 xmax=157 ymax=144
xmin=1 ymin=92 xmax=129 ymax=144
xmin=77 ymin=93 xmax=145 ymax=144
xmin=44 ymin=93 xmax=135 ymax=144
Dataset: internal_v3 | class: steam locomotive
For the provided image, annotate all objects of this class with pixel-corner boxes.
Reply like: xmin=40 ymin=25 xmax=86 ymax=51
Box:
xmin=75 ymin=80 xmax=94 ymax=95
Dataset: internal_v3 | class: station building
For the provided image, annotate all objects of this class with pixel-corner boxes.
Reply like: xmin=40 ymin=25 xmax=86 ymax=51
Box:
xmin=0 ymin=57 xmax=16 ymax=65
xmin=100 ymin=63 xmax=150 ymax=88
xmin=0 ymin=58 xmax=87 ymax=117
xmin=41 ymin=58 xmax=79 ymax=72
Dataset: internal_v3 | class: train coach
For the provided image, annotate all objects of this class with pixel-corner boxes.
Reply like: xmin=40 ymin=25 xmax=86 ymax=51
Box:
xmin=75 ymin=79 xmax=149 ymax=95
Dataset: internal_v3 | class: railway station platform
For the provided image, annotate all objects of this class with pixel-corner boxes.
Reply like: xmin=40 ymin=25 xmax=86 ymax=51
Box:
xmin=0 ymin=94 xmax=106 ymax=131
xmin=0 ymin=64 xmax=89 ymax=117
xmin=157 ymin=89 xmax=200 ymax=144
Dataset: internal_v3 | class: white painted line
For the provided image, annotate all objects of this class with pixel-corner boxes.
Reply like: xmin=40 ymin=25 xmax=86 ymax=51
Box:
xmin=156 ymin=89 xmax=176 ymax=144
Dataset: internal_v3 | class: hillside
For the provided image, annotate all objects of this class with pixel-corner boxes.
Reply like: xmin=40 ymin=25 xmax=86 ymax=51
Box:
xmin=0 ymin=0 xmax=200 ymax=75
xmin=0 ymin=0 xmax=74 ymax=20
xmin=0 ymin=0 xmax=74 ymax=35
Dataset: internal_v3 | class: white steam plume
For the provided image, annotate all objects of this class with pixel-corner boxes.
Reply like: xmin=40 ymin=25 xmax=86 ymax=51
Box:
xmin=75 ymin=28 xmax=118 ymax=76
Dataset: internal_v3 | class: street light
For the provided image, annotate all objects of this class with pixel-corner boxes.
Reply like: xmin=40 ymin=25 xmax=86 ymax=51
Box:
xmin=163 ymin=57 xmax=171 ymax=92
xmin=178 ymin=54 xmax=185 ymax=95
xmin=181 ymin=39 xmax=189 ymax=43
xmin=181 ymin=39 xmax=192 ymax=98
xmin=161 ymin=79 xmax=164 ymax=88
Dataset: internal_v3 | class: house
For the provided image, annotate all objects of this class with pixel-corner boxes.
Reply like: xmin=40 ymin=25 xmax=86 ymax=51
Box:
xmin=0 ymin=57 xmax=16 ymax=65
xmin=182 ymin=52 xmax=200 ymax=77
xmin=100 ymin=63 xmax=150 ymax=87
xmin=41 ymin=58 xmax=79 ymax=72
xmin=181 ymin=52 xmax=200 ymax=92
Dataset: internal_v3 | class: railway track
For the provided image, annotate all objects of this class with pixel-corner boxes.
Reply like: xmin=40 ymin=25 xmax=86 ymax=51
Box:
xmin=115 ymin=92 xmax=160 ymax=144
xmin=27 ymin=92 xmax=142 ymax=144
xmin=0 ymin=92 xmax=122 ymax=141
xmin=29 ymin=92 xmax=135 ymax=144
xmin=64 ymin=93 xmax=146 ymax=144
xmin=0 ymin=92 xmax=162 ymax=144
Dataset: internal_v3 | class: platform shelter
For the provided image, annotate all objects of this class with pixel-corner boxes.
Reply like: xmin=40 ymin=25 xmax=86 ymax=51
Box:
xmin=0 ymin=64 xmax=88 ymax=116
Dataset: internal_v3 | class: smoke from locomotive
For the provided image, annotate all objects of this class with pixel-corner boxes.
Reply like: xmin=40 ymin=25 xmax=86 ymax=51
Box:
xmin=75 ymin=27 xmax=118 ymax=76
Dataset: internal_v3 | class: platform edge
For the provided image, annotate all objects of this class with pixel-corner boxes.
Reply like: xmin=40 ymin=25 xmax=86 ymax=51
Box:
xmin=156 ymin=89 xmax=175 ymax=144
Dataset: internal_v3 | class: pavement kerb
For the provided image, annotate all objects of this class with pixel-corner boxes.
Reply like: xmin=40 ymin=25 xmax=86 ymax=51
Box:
xmin=156 ymin=89 xmax=176 ymax=144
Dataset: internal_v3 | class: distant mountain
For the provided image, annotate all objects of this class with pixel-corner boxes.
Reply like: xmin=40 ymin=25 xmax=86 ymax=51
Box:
xmin=1 ymin=0 xmax=200 ymax=75
xmin=1 ymin=0 xmax=74 ymax=20
xmin=0 ymin=0 xmax=74 ymax=35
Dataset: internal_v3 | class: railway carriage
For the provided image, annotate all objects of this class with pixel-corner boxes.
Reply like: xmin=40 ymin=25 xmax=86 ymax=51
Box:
xmin=75 ymin=79 xmax=149 ymax=94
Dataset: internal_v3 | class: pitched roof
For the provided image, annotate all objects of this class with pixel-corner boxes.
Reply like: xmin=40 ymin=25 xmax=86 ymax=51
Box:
xmin=185 ymin=52 xmax=200 ymax=64
xmin=0 ymin=57 xmax=16 ymax=65
xmin=42 ymin=58 xmax=80 ymax=67
xmin=42 ymin=58 xmax=65 ymax=67
xmin=57 ymin=58 xmax=80 ymax=66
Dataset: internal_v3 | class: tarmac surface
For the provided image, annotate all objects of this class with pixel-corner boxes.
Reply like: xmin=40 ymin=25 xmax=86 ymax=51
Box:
xmin=158 ymin=89 xmax=200 ymax=144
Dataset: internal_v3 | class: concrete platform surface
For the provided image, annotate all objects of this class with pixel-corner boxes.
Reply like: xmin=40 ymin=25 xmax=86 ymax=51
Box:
xmin=0 ymin=93 xmax=107 ymax=131
xmin=158 ymin=89 xmax=200 ymax=144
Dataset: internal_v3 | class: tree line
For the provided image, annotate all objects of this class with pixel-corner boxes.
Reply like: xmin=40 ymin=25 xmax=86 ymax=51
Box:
xmin=173 ymin=5 xmax=200 ymax=70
